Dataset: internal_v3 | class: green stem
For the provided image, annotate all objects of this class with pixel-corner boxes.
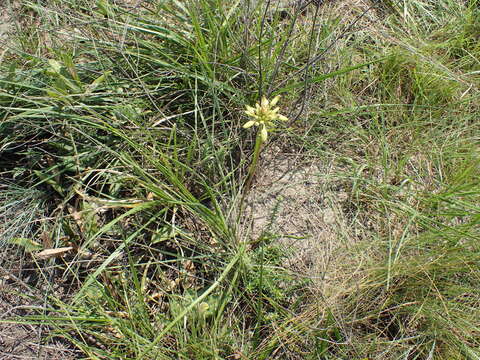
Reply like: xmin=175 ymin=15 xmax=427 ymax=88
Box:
xmin=245 ymin=132 xmax=264 ymax=194
xmin=239 ymin=132 xmax=264 ymax=214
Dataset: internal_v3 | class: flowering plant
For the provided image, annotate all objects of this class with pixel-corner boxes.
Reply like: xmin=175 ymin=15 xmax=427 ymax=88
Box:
xmin=240 ymin=95 xmax=288 ymax=205
xmin=243 ymin=95 xmax=288 ymax=142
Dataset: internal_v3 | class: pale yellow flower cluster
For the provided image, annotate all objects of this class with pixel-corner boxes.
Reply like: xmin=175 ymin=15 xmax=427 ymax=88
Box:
xmin=243 ymin=95 xmax=288 ymax=141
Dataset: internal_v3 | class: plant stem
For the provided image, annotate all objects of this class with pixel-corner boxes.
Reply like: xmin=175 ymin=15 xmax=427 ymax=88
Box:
xmin=245 ymin=133 xmax=263 ymax=194
xmin=239 ymin=132 xmax=264 ymax=214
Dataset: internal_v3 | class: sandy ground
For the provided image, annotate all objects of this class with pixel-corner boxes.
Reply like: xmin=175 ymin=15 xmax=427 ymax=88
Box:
xmin=245 ymin=144 xmax=351 ymax=282
xmin=0 ymin=2 xmax=12 ymax=44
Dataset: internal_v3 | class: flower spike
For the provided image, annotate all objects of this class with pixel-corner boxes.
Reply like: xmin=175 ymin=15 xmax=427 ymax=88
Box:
xmin=243 ymin=95 xmax=288 ymax=141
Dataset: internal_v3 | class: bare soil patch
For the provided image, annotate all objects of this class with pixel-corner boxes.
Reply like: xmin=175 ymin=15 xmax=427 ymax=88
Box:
xmin=0 ymin=290 xmax=77 ymax=360
xmin=0 ymin=245 xmax=79 ymax=358
xmin=245 ymin=145 xmax=353 ymax=282
xmin=0 ymin=2 xmax=13 ymax=48
xmin=0 ymin=265 xmax=79 ymax=360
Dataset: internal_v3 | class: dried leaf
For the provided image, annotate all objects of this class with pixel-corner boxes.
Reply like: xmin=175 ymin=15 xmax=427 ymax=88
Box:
xmin=184 ymin=260 xmax=195 ymax=273
xmin=40 ymin=232 xmax=52 ymax=248
xmin=35 ymin=247 xmax=73 ymax=260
